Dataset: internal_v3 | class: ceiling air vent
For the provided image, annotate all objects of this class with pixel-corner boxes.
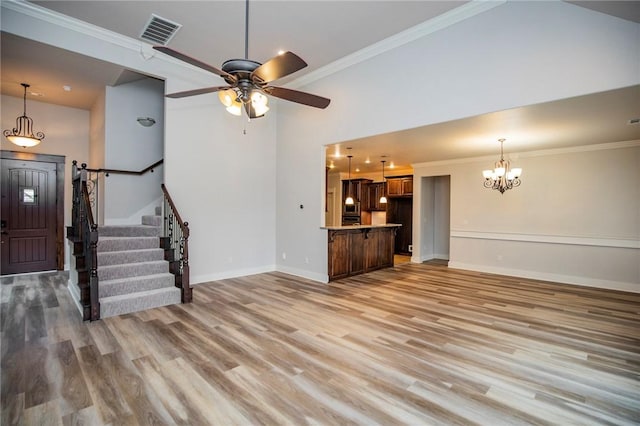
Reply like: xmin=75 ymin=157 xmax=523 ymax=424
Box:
xmin=140 ymin=14 xmax=182 ymax=45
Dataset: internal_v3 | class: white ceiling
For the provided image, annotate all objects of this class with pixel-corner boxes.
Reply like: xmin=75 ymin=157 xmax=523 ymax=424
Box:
xmin=1 ymin=1 xmax=639 ymax=172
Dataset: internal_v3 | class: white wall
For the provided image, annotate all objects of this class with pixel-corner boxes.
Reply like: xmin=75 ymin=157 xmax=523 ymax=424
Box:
xmin=412 ymin=142 xmax=640 ymax=292
xmin=1 ymin=94 xmax=90 ymax=270
xmin=164 ymin=97 xmax=277 ymax=284
xmin=89 ymin=89 xmax=106 ymax=224
xmin=104 ymin=78 xmax=164 ymax=224
xmin=275 ymin=0 xmax=640 ymax=283
xmin=2 ymin=1 xmax=639 ymax=291
xmin=1 ymin=2 xmax=277 ymax=283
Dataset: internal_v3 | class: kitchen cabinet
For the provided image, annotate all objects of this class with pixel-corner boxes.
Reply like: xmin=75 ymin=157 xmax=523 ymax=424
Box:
xmin=386 ymin=176 xmax=413 ymax=197
xmin=386 ymin=197 xmax=412 ymax=255
xmin=362 ymin=182 xmax=386 ymax=212
xmin=342 ymin=178 xmax=372 ymax=203
xmin=327 ymin=225 xmax=399 ymax=281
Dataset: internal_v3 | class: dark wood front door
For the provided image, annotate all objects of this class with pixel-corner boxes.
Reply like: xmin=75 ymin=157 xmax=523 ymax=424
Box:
xmin=1 ymin=157 xmax=60 ymax=274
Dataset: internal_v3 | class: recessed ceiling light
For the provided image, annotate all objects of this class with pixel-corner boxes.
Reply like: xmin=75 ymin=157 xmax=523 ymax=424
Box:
xmin=63 ymin=85 xmax=72 ymax=92
xmin=29 ymin=91 xmax=44 ymax=97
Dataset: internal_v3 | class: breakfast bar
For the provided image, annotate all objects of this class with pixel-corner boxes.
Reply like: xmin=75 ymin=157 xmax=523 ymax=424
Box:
xmin=323 ymin=224 xmax=402 ymax=281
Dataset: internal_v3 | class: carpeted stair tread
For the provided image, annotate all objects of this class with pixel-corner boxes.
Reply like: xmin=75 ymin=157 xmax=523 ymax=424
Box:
xmin=100 ymin=260 xmax=169 ymax=281
xmin=142 ymin=215 xmax=162 ymax=227
xmin=100 ymin=273 xmax=175 ymax=298
xmin=98 ymin=236 xmax=159 ymax=253
xmin=94 ymin=211 xmax=182 ymax=319
xmin=98 ymin=248 xmax=165 ymax=266
xmin=99 ymin=225 xmax=160 ymax=237
xmin=100 ymin=287 xmax=181 ymax=318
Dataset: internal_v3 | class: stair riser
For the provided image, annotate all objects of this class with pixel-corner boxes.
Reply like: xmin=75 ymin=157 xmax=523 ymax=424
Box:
xmin=99 ymin=226 xmax=160 ymax=237
xmin=100 ymin=288 xmax=181 ymax=318
xmin=142 ymin=215 xmax=163 ymax=227
xmin=100 ymin=274 xmax=175 ymax=298
xmin=98 ymin=237 xmax=159 ymax=253
xmin=100 ymin=262 xmax=168 ymax=281
xmin=98 ymin=249 xmax=165 ymax=266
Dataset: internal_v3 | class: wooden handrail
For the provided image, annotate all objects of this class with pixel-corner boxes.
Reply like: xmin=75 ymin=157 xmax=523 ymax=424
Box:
xmin=161 ymin=184 xmax=189 ymax=237
xmin=85 ymin=159 xmax=164 ymax=176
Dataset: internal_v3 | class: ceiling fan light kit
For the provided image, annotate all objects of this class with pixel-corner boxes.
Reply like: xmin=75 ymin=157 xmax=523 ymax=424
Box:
xmin=153 ymin=0 xmax=330 ymax=119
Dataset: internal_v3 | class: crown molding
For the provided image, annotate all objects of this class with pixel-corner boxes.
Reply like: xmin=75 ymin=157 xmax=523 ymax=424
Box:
xmin=412 ymin=139 xmax=640 ymax=168
xmin=2 ymin=0 xmax=143 ymax=50
xmin=289 ymin=0 xmax=507 ymax=90
xmin=3 ymin=0 xmax=506 ymax=89
xmin=0 ymin=0 xmax=208 ymax=76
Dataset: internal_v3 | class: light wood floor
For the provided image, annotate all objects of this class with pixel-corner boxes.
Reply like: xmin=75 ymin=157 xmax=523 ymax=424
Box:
xmin=2 ymin=263 xmax=639 ymax=425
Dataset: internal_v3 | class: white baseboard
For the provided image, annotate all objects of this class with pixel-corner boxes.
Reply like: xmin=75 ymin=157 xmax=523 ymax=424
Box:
xmin=416 ymin=253 xmax=450 ymax=262
xmin=275 ymin=265 xmax=329 ymax=284
xmin=448 ymin=261 xmax=639 ymax=294
xmin=191 ymin=264 xmax=277 ymax=285
xmin=67 ymin=278 xmax=83 ymax=314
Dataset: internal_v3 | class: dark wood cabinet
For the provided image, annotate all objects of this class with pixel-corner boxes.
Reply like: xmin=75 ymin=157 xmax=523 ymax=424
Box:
xmin=342 ymin=178 xmax=371 ymax=203
xmin=386 ymin=197 xmax=412 ymax=255
xmin=362 ymin=182 xmax=386 ymax=212
xmin=386 ymin=176 xmax=413 ymax=197
xmin=328 ymin=226 xmax=399 ymax=281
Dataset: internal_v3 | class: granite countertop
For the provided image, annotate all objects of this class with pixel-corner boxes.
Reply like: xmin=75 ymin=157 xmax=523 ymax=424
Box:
xmin=321 ymin=223 xmax=402 ymax=230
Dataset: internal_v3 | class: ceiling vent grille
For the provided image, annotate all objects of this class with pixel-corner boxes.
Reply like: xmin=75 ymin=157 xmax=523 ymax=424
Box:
xmin=140 ymin=14 xmax=182 ymax=45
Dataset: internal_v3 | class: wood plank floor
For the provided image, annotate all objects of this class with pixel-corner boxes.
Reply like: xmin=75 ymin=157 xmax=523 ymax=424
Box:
xmin=2 ymin=263 xmax=639 ymax=425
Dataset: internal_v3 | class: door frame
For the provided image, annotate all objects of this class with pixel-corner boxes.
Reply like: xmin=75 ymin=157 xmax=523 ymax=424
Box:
xmin=1 ymin=150 xmax=65 ymax=271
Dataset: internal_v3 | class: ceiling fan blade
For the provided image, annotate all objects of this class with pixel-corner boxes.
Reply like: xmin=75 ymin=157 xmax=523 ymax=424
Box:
xmin=166 ymin=86 xmax=231 ymax=99
xmin=265 ymin=86 xmax=331 ymax=109
xmin=252 ymin=51 xmax=307 ymax=84
xmin=153 ymin=46 xmax=236 ymax=83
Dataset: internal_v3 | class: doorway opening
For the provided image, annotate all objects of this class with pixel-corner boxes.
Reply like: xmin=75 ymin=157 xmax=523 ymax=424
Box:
xmin=420 ymin=175 xmax=450 ymax=263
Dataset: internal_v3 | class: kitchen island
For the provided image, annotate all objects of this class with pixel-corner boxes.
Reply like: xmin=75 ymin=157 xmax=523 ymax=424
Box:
xmin=323 ymin=224 xmax=402 ymax=281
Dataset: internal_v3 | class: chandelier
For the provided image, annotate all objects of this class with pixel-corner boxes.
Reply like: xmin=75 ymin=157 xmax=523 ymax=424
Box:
xmin=4 ymin=83 xmax=45 ymax=148
xmin=482 ymin=138 xmax=522 ymax=194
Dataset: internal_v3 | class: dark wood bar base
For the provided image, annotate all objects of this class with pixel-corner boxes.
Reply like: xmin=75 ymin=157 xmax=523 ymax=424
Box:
xmin=327 ymin=225 xmax=400 ymax=281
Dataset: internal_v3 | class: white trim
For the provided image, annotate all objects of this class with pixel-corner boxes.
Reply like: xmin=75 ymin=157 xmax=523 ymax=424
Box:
xmin=191 ymin=264 xmax=327 ymax=285
xmin=191 ymin=265 xmax=276 ymax=285
xmin=413 ymin=140 xmax=640 ymax=169
xmin=67 ymin=278 xmax=83 ymax=314
xmin=1 ymin=0 xmax=210 ymax=77
xmin=450 ymin=230 xmax=640 ymax=249
xmin=288 ymin=0 xmax=507 ymax=89
xmin=3 ymin=0 xmax=506 ymax=91
xmin=276 ymin=265 xmax=329 ymax=284
xmin=448 ymin=261 xmax=639 ymax=294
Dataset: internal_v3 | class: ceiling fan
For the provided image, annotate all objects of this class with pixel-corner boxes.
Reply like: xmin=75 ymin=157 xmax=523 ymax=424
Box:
xmin=153 ymin=0 xmax=330 ymax=119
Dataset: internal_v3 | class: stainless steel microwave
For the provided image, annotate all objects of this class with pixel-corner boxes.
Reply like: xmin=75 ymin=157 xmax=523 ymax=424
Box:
xmin=343 ymin=202 xmax=360 ymax=216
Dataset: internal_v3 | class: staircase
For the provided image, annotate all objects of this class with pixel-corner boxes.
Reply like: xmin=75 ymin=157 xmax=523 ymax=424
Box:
xmin=96 ymin=213 xmax=181 ymax=318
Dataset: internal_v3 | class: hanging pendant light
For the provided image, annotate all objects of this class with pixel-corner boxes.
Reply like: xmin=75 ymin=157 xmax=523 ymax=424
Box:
xmin=379 ymin=160 xmax=388 ymax=204
xmin=4 ymin=83 xmax=45 ymax=148
xmin=345 ymin=155 xmax=354 ymax=205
